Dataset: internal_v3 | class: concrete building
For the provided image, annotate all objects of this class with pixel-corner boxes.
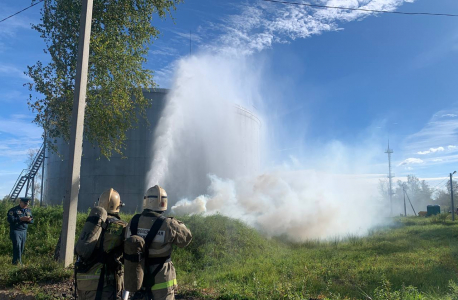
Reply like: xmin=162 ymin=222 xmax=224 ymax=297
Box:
xmin=43 ymin=89 xmax=261 ymax=212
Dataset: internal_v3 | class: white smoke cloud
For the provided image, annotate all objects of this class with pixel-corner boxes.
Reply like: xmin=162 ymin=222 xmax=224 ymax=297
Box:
xmin=146 ymin=0 xmax=419 ymax=240
xmin=171 ymin=171 xmax=385 ymax=240
xmin=145 ymin=52 xmax=392 ymax=241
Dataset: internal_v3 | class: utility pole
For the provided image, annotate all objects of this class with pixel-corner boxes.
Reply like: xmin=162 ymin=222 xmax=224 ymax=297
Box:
xmin=404 ymin=189 xmax=417 ymax=216
xmin=25 ymin=177 xmax=30 ymax=198
xmin=41 ymin=110 xmax=48 ymax=207
xmin=403 ymin=187 xmax=407 ymax=217
xmin=59 ymin=0 xmax=93 ymax=267
xmin=40 ymin=140 xmax=45 ymax=206
xmin=451 ymin=171 xmax=456 ymax=221
xmin=385 ymin=141 xmax=394 ymax=216
xmin=31 ymin=177 xmax=35 ymax=206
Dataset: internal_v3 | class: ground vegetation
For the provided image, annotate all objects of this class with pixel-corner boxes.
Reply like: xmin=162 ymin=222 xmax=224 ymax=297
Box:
xmin=1 ymin=201 xmax=458 ymax=299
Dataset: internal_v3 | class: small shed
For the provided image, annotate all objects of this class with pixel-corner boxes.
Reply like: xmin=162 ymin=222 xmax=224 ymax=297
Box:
xmin=426 ymin=205 xmax=441 ymax=216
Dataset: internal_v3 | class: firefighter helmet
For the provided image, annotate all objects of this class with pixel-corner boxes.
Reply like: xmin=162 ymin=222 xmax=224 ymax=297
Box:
xmin=98 ymin=188 xmax=123 ymax=214
xmin=144 ymin=185 xmax=167 ymax=211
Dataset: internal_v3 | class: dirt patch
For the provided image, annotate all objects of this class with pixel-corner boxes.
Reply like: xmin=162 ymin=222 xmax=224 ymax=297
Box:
xmin=0 ymin=280 xmax=75 ymax=300
xmin=0 ymin=281 xmax=201 ymax=299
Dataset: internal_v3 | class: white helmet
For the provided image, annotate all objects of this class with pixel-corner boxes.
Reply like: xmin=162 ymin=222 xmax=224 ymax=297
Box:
xmin=98 ymin=188 xmax=123 ymax=214
xmin=144 ymin=185 xmax=167 ymax=211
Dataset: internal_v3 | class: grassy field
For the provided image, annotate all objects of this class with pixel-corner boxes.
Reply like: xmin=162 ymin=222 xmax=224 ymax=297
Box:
xmin=1 ymin=200 xmax=458 ymax=299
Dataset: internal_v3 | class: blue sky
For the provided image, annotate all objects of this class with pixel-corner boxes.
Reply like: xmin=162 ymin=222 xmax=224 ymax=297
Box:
xmin=1 ymin=0 xmax=458 ymax=197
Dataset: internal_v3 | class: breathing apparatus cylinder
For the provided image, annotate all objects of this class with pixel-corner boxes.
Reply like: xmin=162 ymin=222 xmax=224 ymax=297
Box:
xmin=124 ymin=235 xmax=146 ymax=292
xmin=75 ymin=206 xmax=108 ymax=260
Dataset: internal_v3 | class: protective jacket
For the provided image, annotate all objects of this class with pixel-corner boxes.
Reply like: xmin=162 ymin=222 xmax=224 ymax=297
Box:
xmin=76 ymin=213 xmax=127 ymax=300
xmin=7 ymin=205 xmax=34 ymax=231
xmin=125 ymin=210 xmax=192 ymax=299
xmin=7 ymin=205 xmax=33 ymax=265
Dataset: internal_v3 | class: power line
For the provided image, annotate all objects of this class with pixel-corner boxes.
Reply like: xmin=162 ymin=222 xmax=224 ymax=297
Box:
xmin=0 ymin=0 xmax=44 ymax=24
xmin=431 ymin=178 xmax=449 ymax=191
xmin=262 ymin=0 xmax=458 ymax=18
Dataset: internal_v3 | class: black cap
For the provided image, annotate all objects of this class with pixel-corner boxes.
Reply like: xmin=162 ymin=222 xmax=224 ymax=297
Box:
xmin=19 ymin=197 xmax=31 ymax=202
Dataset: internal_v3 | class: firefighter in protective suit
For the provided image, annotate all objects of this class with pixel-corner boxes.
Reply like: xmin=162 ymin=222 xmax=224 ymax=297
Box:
xmin=125 ymin=185 xmax=192 ymax=300
xmin=76 ymin=188 xmax=127 ymax=300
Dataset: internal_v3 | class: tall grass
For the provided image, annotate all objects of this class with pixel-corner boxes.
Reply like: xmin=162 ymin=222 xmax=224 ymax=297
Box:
xmin=0 ymin=200 xmax=86 ymax=287
xmin=1 ymin=201 xmax=458 ymax=299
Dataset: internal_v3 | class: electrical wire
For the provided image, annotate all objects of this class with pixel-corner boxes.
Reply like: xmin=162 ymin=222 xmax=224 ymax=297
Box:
xmin=3 ymin=0 xmax=457 ymax=25
xmin=430 ymin=178 xmax=450 ymax=191
xmin=0 ymin=0 xmax=44 ymax=24
xmin=262 ymin=0 xmax=458 ymax=18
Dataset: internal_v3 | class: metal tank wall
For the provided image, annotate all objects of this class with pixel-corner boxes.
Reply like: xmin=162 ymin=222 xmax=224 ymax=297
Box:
xmin=43 ymin=89 xmax=168 ymax=212
xmin=44 ymin=89 xmax=262 ymax=212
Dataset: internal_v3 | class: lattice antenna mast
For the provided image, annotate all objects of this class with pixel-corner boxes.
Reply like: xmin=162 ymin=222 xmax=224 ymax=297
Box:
xmin=385 ymin=141 xmax=394 ymax=216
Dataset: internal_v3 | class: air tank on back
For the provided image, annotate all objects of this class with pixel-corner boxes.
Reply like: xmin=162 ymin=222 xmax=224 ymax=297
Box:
xmin=43 ymin=89 xmax=261 ymax=212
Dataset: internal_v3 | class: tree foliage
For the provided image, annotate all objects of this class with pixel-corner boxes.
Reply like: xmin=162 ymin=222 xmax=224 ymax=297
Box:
xmin=380 ymin=175 xmax=434 ymax=214
xmin=26 ymin=0 xmax=181 ymax=157
xmin=393 ymin=175 xmax=433 ymax=214
xmin=433 ymin=179 xmax=458 ymax=211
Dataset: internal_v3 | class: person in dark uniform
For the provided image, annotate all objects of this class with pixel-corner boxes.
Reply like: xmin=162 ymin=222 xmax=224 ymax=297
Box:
xmin=7 ymin=197 xmax=34 ymax=265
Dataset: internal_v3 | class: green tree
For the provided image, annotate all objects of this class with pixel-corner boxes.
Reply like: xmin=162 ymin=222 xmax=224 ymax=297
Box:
xmin=393 ymin=175 xmax=433 ymax=214
xmin=26 ymin=0 xmax=181 ymax=157
xmin=433 ymin=179 xmax=458 ymax=211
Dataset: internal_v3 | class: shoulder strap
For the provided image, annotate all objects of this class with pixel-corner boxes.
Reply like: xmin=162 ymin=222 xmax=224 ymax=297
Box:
xmin=144 ymin=215 xmax=166 ymax=249
xmin=130 ymin=214 xmax=142 ymax=236
xmin=142 ymin=215 xmax=167 ymax=290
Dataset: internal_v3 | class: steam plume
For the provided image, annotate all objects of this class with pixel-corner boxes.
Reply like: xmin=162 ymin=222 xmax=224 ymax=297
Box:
xmin=145 ymin=0 xmax=418 ymax=240
xmin=146 ymin=53 xmax=386 ymax=241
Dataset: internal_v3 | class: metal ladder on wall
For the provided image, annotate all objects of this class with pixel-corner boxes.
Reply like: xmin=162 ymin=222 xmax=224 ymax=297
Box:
xmin=9 ymin=143 xmax=45 ymax=201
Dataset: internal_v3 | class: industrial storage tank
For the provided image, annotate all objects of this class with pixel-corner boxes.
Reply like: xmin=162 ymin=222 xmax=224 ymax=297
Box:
xmin=43 ymin=89 xmax=261 ymax=212
xmin=44 ymin=89 xmax=167 ymax=212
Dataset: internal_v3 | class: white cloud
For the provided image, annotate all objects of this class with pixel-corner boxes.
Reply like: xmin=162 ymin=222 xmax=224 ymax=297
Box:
xmin=432 ymin=159 xmax=443 ymax=162
xmin=155 ymin=0 xmax=418 ymax=86
xmin=153 ymin=61 xmax=179 ymax=88
xmin=448 ymin=145 xmax=457 ymax=150
xmin=0 ymin=14 xmax=30 ymax=38
xmin=10 ymin=114 xmax=30 ymax=119
xmin=0 ymin=116 xmax=42 ymax=138
xmin=0 ymin=115 xmax=42 ymax=162
xmin=398 ymin=158 xmax=423 ymax=166
xmin=404 ymin=109 xmax=458 ymax=156
xmin=442 ymin=114 xmax=457 ymax=118
xmin=412 ymin=33 xmax=458 ymax=69
xmin=168 ymin=29 xmax=203 ymax=43
xmin=1 ymin=90 xmax=25 ymax=103
xmin=202 ymin=0 xmax=417 ymax=56
xmin=417 ymin=146 xmax=445 ymax=155
xmin=149 ymin=46 xmax=180 ymax=57
xmin=0 ymin=64 xmax=29 ymax=80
